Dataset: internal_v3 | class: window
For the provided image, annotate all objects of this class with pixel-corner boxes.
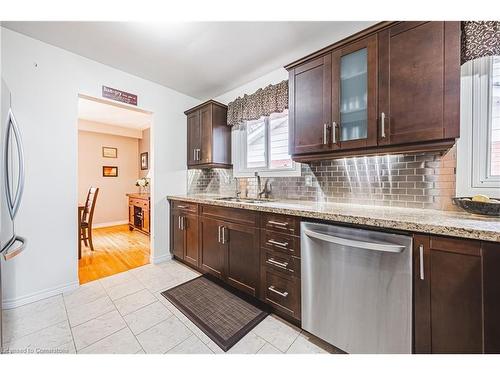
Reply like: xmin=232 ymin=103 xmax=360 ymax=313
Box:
xmin=457 ymin=56 xmax=500 ymax=197
xmin=233 ymin=110 xmax=300 ymax=177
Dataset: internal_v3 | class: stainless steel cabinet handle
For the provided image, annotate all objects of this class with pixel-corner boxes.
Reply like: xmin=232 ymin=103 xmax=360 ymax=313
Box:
xmin=268 ymin=285 xmax=289 ymax=298
xmin=197 ymin=149 xmax=201 ymax=161
xmin=178 ymin=216 xmax=181 ymax=230
xmin=268 ymin=220 xmax=288 ymax=227
xmin=193 ymin=149 xmax=197 ymax=161
xmin=181 ymin=216 xmax=185 ymax=230
xmin=267 ymin=258 xmax=289 ymax=269
xmin=221 ymin=227 xmax=227 ymax=244
xmin=218 ymin=225 xmax=222 ymax=243
xmin=332 ymin=122 xmax=337 ymax=144
xmin=323 ymin=123 xmax=328 ymax=145
xmin=2 ymin=235 xmax=27 ymax=261
xmin=177 ymin=205 xmax=188 ymax=209
xmin=381 ymin=112 xmax=386 ymax=139
xmin=267 ymin=239 xmax=289 ymax=248
xmin=303 ymin=228 xmax=405 ymax=253
xmin=419 ymin=244 xmax=425 ymax=280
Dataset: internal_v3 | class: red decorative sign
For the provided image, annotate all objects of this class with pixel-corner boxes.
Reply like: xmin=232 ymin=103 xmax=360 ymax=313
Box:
xmin=102 ymin=86 xmax=138 ymax=106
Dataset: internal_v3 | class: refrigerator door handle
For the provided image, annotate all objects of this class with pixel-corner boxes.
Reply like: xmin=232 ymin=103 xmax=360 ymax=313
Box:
xmin=4 ymin=108 xmax=25 ymax=220
xmin=1 ymin=235 xmax=27 ymax=261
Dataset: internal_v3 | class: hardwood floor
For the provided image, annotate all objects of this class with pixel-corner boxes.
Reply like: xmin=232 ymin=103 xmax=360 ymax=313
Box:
xmin=78 ymin=224 xmax=150 ymax=284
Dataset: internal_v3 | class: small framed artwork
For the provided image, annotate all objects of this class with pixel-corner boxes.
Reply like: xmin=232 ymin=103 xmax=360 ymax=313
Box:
xmin=102 ymin=147 xmax=118 ymax=158
xmin=140 ymin=152 xmax=149 ymax=170
xmin=102 ymin=166 xmax=118 ymax=177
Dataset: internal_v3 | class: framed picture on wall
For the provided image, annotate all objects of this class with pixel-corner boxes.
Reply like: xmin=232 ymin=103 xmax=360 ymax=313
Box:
xmin=102 ymin=147 xmax=118 ymax=158
xmin=141 ymin=152 xmax=149 ymax=170
xmin=103 ymin=166 xmax=118 ymax=177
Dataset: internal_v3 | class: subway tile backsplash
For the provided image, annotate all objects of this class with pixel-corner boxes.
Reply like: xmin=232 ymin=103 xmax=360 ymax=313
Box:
xmin=187 ymin=146 xmax=457 ymax=211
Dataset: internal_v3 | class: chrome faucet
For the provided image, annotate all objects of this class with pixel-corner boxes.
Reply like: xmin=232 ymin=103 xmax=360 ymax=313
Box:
xmin=255 ymin=172 xmax=272 ymax=199
xmin=234 ymin=177 xmax=241 ymax=198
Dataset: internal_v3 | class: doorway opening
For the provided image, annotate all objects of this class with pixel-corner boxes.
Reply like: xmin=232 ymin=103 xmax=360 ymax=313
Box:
xmin=77 ymin=94 xmax=153 ymax=284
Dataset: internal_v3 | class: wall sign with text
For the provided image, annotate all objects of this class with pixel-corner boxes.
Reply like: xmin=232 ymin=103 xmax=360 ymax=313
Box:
xmin=102 ymin=86 xmax=138 ymax=106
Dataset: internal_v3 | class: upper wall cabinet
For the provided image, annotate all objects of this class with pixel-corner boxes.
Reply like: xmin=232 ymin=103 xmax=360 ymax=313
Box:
xmin=286 ymin=21 xmax=461 ymax=162
xmin=378 ymin=22 xmax=461 ymax=146
xmin=185 ymin=100 xmax=231 ymax=169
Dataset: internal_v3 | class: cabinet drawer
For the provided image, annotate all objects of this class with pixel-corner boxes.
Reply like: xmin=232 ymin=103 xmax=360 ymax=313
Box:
xmin=261 ymin=230 xmax=300 ymax=257
xmin=130 ymin=198 xmax=147 ymax=208
xmin=261 ymin=213 xmax=300 ymax=235
xmin=262 ymin=249 xmax=300 ymax=277
xmin=172 ymin=200 xmax=198 ymax=214
xmin=201 ymin=204 xmax=258 ymax=226
xmin=263 ymin=268 xmax=300 ymax=320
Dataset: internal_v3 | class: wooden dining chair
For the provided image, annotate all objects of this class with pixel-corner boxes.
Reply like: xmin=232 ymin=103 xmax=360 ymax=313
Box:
xmin=80 ymin=187 xmax=99 ymax=252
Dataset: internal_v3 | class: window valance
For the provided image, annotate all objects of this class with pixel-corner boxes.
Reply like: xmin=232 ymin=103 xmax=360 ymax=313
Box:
xmin=227 ymin=80 xmax=288 ymax=127
xmin=461 ymin=21 xmax=500 ymax=65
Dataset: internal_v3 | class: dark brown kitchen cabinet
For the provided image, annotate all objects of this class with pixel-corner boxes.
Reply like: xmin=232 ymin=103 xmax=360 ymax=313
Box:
xmin=170 ymin=202 xmax=199 ymax=267
xmin=413 ymin=235 xmax=500 ymax=354
xmin=200 ymin=216 xmax=225 ymax=279
xmin=289 ymin=35 xmax=378 ymax=156
xmin=185 ymin=100 xmax=231 ymax=169
xmin=171 ymin=211 xmax=185 ymax=259
xmin=224 ymin=222 xmax=260 ymax=297
xmin=289 ymin=54 xmax=333 ymax=155
xmin=199 ymin=208 xmax=260 ymax=297
xmin=378 ymin=22 xmax=461 ymax=146
xmin=286 ymin=21 xmax=461 ymax=162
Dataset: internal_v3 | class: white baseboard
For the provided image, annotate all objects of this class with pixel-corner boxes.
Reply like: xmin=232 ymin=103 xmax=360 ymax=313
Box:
xmin=150 ymin=252 xmax=173 ymax=264
xmin=2 ymin=280 xmax=80 ymax=309
xmin=92 ymin=220 xmax=129 ymax=229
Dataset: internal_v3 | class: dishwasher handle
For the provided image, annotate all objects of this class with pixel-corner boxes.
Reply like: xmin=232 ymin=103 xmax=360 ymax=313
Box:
xmin=303 ymin=228 xmax=406 ymax=253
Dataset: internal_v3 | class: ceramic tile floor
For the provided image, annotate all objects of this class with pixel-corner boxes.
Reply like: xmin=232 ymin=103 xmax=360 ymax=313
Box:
xmin=2 ymin=259 xmax=338 ymax=354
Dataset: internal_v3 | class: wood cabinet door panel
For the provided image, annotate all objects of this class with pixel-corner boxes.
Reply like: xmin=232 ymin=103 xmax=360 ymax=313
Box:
xmin=187 ymin=111 xmax=201 ymax=166
xmin=200 ymin=105 xmax=212 ymax=164
xmin=289 ymin=54 xmax=333 ymax=155
xmin=482 ymin=242 xmax=500 ymax=353
xmin=200 ymin=217 xmax=225 ymax=279
xmin=225 ymin=222 xmax=260 ymax=297
xmin=412 ymin=235 xmax=431 ymax=354
xmin=142 ymin=209 xmax=150 ymax=234
xmin=430 ymin=249 xmax=483 ymax=353
xmin=184 ymin=213 xmax=199 ymax=267
xmin=171 ymin=212 xmax=184 ymax=259
xmin=378 ymin=22 xmax=460 ymax=146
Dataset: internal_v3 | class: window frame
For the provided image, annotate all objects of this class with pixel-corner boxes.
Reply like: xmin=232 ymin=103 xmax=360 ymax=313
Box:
xmin=457 ymin=56 xmax=500 ymax=197
xmin=232 ymin=112 xmax=301 ymax=178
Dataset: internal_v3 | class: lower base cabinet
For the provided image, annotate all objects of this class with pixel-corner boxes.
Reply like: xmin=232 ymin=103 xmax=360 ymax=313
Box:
xmin=413 ymin=235 xmax=500 ymax=354
xmin=199 ymin=212 xmax=260 ymax=297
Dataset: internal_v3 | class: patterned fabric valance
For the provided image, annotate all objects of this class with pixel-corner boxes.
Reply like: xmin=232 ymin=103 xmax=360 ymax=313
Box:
xmin=227 ymin=80 xmax=288 ymax=127
xmin=461 ymin=21 xmax=500 ymax=65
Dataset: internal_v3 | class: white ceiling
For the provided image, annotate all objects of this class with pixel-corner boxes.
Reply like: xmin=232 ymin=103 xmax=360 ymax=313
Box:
xmin=2 ymin=21 xmax=377 ymax=99
xmin=78 ymin=97 xmax=151 ymax=130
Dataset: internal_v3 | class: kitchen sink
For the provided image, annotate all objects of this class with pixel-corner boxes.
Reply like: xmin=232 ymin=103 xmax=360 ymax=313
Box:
xmin=215 ymin=197 xmax=274 ymax=204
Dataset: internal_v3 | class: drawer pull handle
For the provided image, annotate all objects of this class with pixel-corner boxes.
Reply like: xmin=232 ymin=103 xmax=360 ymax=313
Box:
xmin=268 ymin=285 xmax=289 ymax=298
xmin=266 ymin=258 xmax=289 ymax=269
xmin=268 ymin=220 xmax=288 ymax=227
xmin=267 ymin=239 xmax=289 ymax=248
xmin=177 ymin=205 xmax=189 ymax=209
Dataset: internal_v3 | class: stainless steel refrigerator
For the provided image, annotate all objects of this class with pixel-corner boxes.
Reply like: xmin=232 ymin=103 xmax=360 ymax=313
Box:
xmin=0 ymin=78 xmax=27 ymax=351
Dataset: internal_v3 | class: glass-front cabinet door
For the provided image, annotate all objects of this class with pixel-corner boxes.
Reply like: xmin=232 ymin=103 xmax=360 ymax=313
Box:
xmin=332 ymin=35 xmax=378 ymax=149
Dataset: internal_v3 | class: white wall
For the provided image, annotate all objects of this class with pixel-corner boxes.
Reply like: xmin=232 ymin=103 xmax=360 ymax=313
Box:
xmin=214 ymin=68 xmax=288 ymax=105
xmin=1 ymin=27 xmax=199 ymax=307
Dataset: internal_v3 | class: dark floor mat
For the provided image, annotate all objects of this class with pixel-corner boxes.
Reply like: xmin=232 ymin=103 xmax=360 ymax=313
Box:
xmin=161 ymin=275 xmax=268 ymax=352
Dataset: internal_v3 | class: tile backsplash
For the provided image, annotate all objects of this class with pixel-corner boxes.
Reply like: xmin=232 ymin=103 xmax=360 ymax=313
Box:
xmin=188 ymin=146 xmax=457 ymax=210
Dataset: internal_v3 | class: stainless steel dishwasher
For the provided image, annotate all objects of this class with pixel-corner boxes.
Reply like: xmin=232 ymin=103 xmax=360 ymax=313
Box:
xmin=301 ymin=222 xmax=413 ymax=354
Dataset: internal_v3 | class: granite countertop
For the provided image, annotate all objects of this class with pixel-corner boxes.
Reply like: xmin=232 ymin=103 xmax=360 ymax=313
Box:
xmin=167 ymin=194 xmax=500 ymax=243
